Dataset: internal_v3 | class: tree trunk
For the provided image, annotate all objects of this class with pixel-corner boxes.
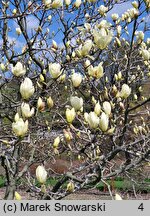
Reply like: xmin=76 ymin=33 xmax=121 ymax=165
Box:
xmin=4 ymin=178 xmax=16 ymax=200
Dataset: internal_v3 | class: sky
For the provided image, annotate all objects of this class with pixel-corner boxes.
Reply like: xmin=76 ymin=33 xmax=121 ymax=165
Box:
xmin=3 ymin=1 xmax=149 ymax=51
xmin=0 ymin=0 xmax=150 ymax=80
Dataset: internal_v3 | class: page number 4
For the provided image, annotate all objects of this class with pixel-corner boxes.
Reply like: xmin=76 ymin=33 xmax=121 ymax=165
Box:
xmin=138 ymin=203 xmax=144 ymax=211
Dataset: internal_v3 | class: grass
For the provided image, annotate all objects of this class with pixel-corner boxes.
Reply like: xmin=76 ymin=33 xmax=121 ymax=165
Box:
xmin=96 ymin=179 xmax=150 ymax=192
xmin=0 ymin=176 xmax=5 ymax=188
xmin=0 ymin=176 xmax=149 ymax=193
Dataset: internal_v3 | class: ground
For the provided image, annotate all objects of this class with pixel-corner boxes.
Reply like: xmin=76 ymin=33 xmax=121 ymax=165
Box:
xmin=0 ymin=188 xmax=150 ymax=200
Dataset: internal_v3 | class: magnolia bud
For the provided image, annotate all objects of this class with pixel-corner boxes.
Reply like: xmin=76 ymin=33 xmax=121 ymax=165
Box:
xmin=52 ymin=0 xmax=63 ymax=8
xmin=66 ymin=108 xmax=76 ymax=123
xmin=47 ymin=96 xmax=54 ymax=108
xmin=12 ymin=9 xmax=17 ymax=15
xmin=0 ymin=63 xmax=6 ymax=71
xmin=67 ymin=182 xmax=75 ymax=192
xmin=111 ymin=13 xmax=119 ymax=21
xmin=117 ymin=71 xmax=122 ymax=80
xmin=15 ymin=192 xmax=22 ymax=200
xmin=99 ymin=112 xmax=109 ymax=132
xmin=64 ymin=130 xmax=72 ymax=142
xmin=103 ymin=101 xmax=111 ymax=115
xmin=120 ymin=84 xmax=131 ymax=99
xmin=16 ymin=28 xmax=22 ymax=36
xmin=48 ymin=15 xmax=52 ymax=21
xmin=117 ymin=25 xmax=122 ymax=36
xmin=133 ymin=94 xmax=138 ymax=100
xmin=74 ymin=0 xmax=82 ymax=8
xmin=115 ymin=193 xmax=122 ymax=200
xmin=132 ymin=1 xmax=138 ymax=9
xmin=36 ymin=166 xmax=47 ymax=184
xmin=21 ymin=102 xmax=34 ymax=118
xmin=87 ymin=112 xmax=99 ymax=129
xmin=65 ymin=0 xmax=71 ymax=6
xmin=53 ymin=136 xmax=60 ymax=148
xmin=40 ymin=74 xmax=45 ymax=82
xmin=141 ymin=49 xmax=150 ymax=61
xmin=52 ymin=40 xmax=58 ymax=49
xmin=71 ymin=73 xmax=82 ymax=87
xmin=37 ymin=97 xmax=45 ymax=111
xmin=94 ymin=101 xmax=101 ymax=116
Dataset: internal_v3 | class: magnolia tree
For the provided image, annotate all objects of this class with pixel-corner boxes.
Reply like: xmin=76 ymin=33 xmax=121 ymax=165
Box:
xmin=0 ymin=0 xmax=150 ymax=200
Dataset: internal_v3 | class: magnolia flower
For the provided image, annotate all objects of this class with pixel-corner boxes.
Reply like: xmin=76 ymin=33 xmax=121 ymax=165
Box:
xmin=99 ymin=112 xmax=109 ymax=132
xmin=98 ymin=5 xmax=108 ymax=16
xmin=74 ymin=0 xmax=82 ymax=8
xmin=12 ymin=62 xmax=26 ymax=77
xmin=70 ymin=96 xmax=83 ymax=111
xmin=80 ymin=39 xmax=93 ymax=57
xmin=94 ymin=101 xmax=101 ymax=116
xmin=43 ymin=0 xmax=51 ymax=8
xmin=36 ymin=165 xmax=47 ymax=184
xmin=98 ymin=20 xmax=111 ymax=29
xmin=103 ymin=101 xmax=111 ymax=115
xmin=120 ymin=84 xmax=131 ymax=99
xmin=71 ymin=73 xmax=82 ymax=87
xmin=87 ymin=112 xmax=99 ymax=129
xmin=52 ymin=0 xmax=63 ymax=8
xmin=47 ymin=96 xmax=54 ymax=108
xmin=115 ymin=193 xmax=122 ymax=200
xmin=87 ymin=0 xmax=96 ymax=2
xmin=65 ymin=0 xmax=71 ymax=6
xmin=21 ymin=102 xmax=34 ymax=118
xmin=49 ymin=63 xmax=62 ymax=78
xmin=132 ymin=1 xmax=139 ymax=9
xmin=93 ymin=28 xmax=113 ymax=50
xmin=12 ymin=115 xmax=28 ymax=137
xmin=88 ymin=62 xmax=103 ymax=79
xmin=20 ymin=78 xmax=35 ymax=100
xmin=66 ymin=108 xmax=76 ymax=123
xmin=136 ymin=31 xmax=144 ymax=44
xmin=141 ymin=49 xmax=150 ymax=61
xmin=111 ymin=13 xmax=119 ymax=21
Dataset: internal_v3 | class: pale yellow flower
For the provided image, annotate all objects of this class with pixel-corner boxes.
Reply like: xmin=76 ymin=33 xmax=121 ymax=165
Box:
xmin=36 ymin=166 xmax=47 ymax=184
